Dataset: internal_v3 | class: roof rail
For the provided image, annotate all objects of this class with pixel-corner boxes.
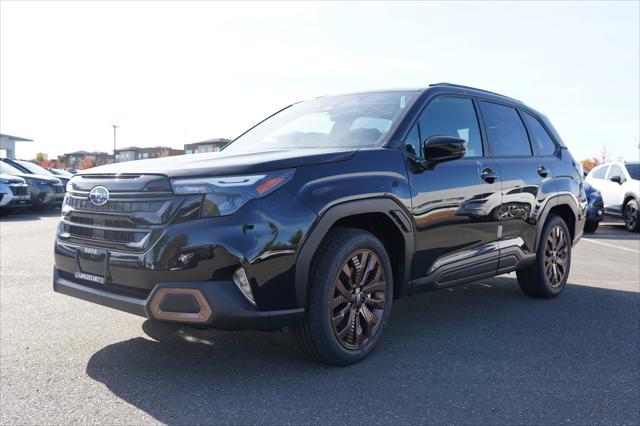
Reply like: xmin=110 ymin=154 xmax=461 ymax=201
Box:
xmin=428 ymin=82 xmax=521 ymax=102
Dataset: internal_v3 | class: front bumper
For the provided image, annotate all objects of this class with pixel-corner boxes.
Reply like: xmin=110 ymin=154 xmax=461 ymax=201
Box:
xmin=53 ymin=267 xmax=304 ymax=330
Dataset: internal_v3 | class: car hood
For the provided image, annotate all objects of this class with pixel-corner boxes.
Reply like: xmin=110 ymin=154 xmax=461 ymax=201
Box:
xmin=8 ymin=172 xmax=61 ymax=184
xmin=0 ymin=173 xmax=26 ymax=183
xmin=80 ymin=148 xmax=358 ymax=178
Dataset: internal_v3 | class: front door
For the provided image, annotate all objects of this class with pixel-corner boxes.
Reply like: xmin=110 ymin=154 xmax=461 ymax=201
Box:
xmin=405 ymin=96 xmax=502 ymax=290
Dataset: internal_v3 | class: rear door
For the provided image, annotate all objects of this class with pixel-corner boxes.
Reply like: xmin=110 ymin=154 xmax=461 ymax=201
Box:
xmin=478 ymin=101 xmax=558 ymax=264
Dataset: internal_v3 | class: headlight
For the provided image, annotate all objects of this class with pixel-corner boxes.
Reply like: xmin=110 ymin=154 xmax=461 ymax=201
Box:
xmin=171 ymin=169 xmax=294 ymax=217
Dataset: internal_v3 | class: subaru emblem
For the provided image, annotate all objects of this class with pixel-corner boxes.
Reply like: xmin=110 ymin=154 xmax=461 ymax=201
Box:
xmin=89 ymin=185 xmax=109 ymax=206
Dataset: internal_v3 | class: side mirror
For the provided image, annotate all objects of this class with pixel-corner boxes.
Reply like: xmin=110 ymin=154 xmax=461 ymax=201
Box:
xmin=421 ymin=136 xmax=467 ymax=168
xmin=610 ymin=175 xmax=623 ymax=184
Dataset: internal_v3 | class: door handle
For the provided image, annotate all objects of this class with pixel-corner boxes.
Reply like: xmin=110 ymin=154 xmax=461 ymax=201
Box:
xmin=537 ymin=165 xmax=549 ymax=177
xmin=480 ymin=168 xmax=498 ymax=183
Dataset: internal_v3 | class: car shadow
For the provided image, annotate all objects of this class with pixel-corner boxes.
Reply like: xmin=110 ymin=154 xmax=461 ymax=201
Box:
xmin=85 ymin=277 xmax=640 ymax=424
xmin=0 ymin=209 xmax=60 ymax=221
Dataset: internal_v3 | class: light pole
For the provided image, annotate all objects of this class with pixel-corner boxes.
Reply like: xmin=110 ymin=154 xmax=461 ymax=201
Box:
xmin=112 ymin=124 xmax=119 ymax=163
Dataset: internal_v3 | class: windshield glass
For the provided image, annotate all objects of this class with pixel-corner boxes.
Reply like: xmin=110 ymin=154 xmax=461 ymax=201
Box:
xmin=14 ymin=160 xmax=51 ymax=175
xmin=626 ymin=163 xmax=640 ymax=180
xmin=224 ymin=91 xmax=417 ymax=152
xmin=0 ymin=162 xmax=24 ymax=175
xmin=50 ymin=168 xmax=72 ymax=177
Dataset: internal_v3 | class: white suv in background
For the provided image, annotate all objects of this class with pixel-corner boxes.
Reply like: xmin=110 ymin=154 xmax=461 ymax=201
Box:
xmin=586 ymin=161 xmax=640 ymax=232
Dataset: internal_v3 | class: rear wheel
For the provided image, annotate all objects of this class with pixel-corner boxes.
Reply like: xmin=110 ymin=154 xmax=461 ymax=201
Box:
xmin=624 ymin=199 xmax=640 ymax=232
xmin=290 ymin=228 xmax=393 ymax=365
xmin=517 ymin=215 xmax=571 ymax=298
xmin=583 ymin=219 xmax=599 ymax=233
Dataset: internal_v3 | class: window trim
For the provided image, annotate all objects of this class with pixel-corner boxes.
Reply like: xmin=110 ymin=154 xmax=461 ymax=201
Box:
xmin=476 ymin=98 xmax=534 ymax=159
xmin=518 ymin=109 xmax=559 ymax=157
xmin=401 ymin=94 xmax=486 ymax=159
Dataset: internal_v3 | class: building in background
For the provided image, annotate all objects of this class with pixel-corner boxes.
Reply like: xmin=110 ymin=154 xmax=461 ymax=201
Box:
xmin=62 ymin=151 xmax=112 ymax=169
xmin=115 ymin=146 xmax=185 ymax=162
xmin=184 ymin=138 xmax=231 ymax=154
xmin=0 ymin=133 xmax=33 ymax=159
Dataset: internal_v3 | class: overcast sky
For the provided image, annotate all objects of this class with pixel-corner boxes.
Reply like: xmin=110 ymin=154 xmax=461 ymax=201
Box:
xmin=1 ymin=1 xmax=638 ymax=162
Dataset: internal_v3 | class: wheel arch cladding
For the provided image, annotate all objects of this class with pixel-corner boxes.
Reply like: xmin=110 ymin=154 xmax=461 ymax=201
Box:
xmin=294 ymin=198 xmax=413 ymax=308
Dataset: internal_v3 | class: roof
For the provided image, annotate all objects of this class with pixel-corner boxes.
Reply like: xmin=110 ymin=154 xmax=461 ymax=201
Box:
xmin=64 ymin=150 xmax=109 ymax=155
xmin=187 ymin=138 xmax=232 ymax=146
xmin=0 ymin=133 xmax=33 ymax=142
xmin=427 ymin=82 xmax=523 ymax=103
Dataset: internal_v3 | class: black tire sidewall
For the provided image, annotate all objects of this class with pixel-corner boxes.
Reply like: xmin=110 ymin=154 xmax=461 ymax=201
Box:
xmin=624 ymin=199 xmax=639 ymax=232
xmin=311 ymin=230 xmax=393 ymax=365
xmin=536 ymin=216 xmax=572 ymax=297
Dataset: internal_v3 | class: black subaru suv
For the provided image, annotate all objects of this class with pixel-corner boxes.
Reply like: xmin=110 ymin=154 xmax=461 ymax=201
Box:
xmin=53 ymin=83 xmax=586 ymax=365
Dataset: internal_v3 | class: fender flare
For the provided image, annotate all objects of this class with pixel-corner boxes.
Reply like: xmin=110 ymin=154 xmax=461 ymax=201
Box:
xmin=294 ymin=197 xmax=414 ymax=308
xmin=534 ymin=193 xmax=581 ymax=250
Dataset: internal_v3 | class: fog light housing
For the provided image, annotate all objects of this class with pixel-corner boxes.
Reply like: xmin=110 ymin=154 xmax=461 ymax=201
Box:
xmin=233 ymin=267 xmax=255 ymax=306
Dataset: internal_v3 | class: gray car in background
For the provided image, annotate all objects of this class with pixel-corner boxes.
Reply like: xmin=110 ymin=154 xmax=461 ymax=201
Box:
xmin=0 ymin=160 xmax=65 ymax=209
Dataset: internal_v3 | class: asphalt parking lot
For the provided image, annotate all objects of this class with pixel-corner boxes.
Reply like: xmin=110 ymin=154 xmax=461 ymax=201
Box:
xmin=1 ymin=213 xmax=638 ymax=425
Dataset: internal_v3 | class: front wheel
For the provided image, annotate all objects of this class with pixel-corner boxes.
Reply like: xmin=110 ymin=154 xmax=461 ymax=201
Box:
xmin=624 ymin=199 xmax=640 ymax=232
xmin=517 ymin=215 xmax=571 ymax=298
xmin=290 ymin=228 xmax=393 ymax=366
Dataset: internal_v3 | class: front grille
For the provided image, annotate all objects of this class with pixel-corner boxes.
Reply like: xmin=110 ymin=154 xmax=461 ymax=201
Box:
xmin=10 ymin=186 xmax=28 ymax=196
xmin=66 ymin=197 xmax=165 ymax=213
xmin=53 ymin=185 xmax=65 ymax=193
xmin=58 ymin=174 xmax=180 ymax=251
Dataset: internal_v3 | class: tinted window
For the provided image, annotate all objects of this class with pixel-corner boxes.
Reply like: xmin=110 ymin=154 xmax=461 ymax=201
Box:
xmin=480 ymin=101 xmax=532 ymax=157
xmin=403 ymin=124 xmax=421 ymax=157
xmin=593 ymin=166 xmax=609 ymax=179
xmin=418 ymin=97 xmax=482 ymax=157
xmin=626 ymin=163 xmax=640 ymax=180
xmin=522 ymin=112 xmax=556 ymax=156
xmin=608 ymin=164 xmax=625 ymax=181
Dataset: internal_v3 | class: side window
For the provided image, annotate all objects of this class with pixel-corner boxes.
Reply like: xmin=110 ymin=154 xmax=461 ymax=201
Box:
xmin=479 ymin=101 xmax=532 ymax=157
xmin=608 ymin=164 xmax=626 ymax=182
xmin=522 ymin=112 xmax=556 ymax=156
xmin=418 ymin=97 xmax=483 ymax=157
xmin=593 ymin=166 xmax=609 ymax=179
xmin=403 ymin=124 xmax=421 ymax=157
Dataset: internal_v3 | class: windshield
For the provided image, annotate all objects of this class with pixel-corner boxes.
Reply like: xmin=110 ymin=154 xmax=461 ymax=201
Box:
xmin=14 ymin=160 xmax=51 ymax=175
xmin=0 ymin=161 xmax=24 ymax=175
xmin=626 ymin=163 xmax=640 ymax=180
xmin=224 ymin=91 xmax=417 ymax=152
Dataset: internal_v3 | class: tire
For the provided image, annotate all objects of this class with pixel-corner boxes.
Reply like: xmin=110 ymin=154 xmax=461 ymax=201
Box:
xmin=624 ymin=199 xmax=640 ymax=232
xmin=290 ymin=228 xmax=393 ymax=366
xmin=583 ymin=220 xmax=599 ymax=233
xmin=517 ymin=215 xmax=571 ymax=298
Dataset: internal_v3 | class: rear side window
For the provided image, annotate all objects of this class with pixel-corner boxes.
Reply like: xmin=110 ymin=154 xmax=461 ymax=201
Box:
xmin=479 ymin=101 xmax=532 ymax=157
xmin=522 ymin=112 xmax=556 ymax=156
xmin=418 ymin=97 xmax=483 ymax=157
xmin=593 ymin=166 xmax=609 ymax=179
xmin=626 ymin=163 xmax=640 ymax=180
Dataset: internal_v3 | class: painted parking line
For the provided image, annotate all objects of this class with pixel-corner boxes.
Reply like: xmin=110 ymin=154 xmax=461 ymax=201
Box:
xmin=582 ymin=237 xmax=640 ymax=254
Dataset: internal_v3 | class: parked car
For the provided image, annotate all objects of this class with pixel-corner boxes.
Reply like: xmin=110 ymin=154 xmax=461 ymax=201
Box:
xmin=53 ymin=83 xmax=586 ymax=365
xmin=0 ymin=173 xmax=30 ymax=212
xmin=47 ymin=168 xmax=74 ymax=179
xmin=0 ymin=160 xmax=65 ymax=208
xmin=6 ymin=159 xmax=71 ymax=188
xmin=586 ymin=161 xmax=640 ymax=232
xmin=583 ymin=182 xmax=604 ymax=233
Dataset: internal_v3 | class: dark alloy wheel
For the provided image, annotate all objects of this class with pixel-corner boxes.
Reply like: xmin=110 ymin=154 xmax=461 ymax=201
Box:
xmin=543 ymin=225 xmax=569 ymax=287
xmin=331 ymin=249 xmax=387 ymax=350
xmin=517 ymin=214 xmax=571 ymax=298
xmin=290 ymin=228 xmax=393 ymax=366
xmin=624 ymin=200 xmax=640 ymax=232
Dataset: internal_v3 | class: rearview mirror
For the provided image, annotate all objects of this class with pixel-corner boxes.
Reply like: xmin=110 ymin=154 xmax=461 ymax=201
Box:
xmin=610 ymin=175 xmax=623 ymax=184
xmin=421 ymin=136 xmax=467 ymax=168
